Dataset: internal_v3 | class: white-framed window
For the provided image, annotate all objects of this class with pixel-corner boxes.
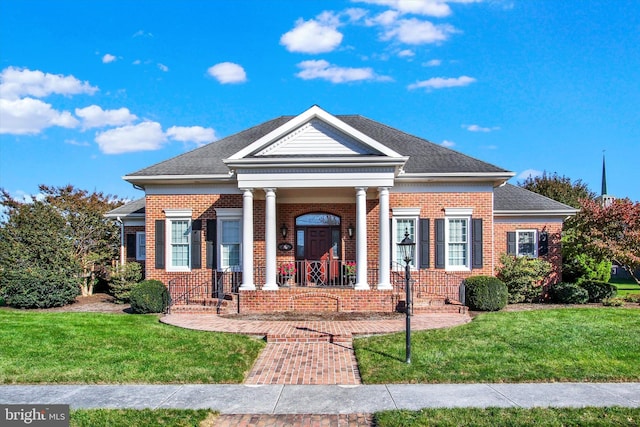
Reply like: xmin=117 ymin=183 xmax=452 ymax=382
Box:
xmin=215 ymin=208 xmax=242 ymax=270
xmin=221 ymin=219 xmax=241 ymax=269
xmin=444 ymin=208 xmax=472 ymax=271
xmin=165 ymin=209 xmax=192 ymax=272
xmin=136 ymin=232 xmax=146 ymax=261
xmin=392 ymin=208 xmax=420 ymax=269
xmin=516 ymin=230 xmax=537 ymax=258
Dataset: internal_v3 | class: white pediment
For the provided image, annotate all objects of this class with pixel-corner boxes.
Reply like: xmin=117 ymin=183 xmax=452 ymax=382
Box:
xmin=255 ymin=119 xmax=375 ymax=156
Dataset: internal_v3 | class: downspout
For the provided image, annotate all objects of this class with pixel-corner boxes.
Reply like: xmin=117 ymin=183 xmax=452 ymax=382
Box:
xmin=116 ymin=216 xmax=125 ymax=266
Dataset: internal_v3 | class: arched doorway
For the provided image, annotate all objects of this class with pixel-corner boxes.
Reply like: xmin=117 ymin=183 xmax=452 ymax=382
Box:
xmin=295 ymin=213 xmax=341 ymax=286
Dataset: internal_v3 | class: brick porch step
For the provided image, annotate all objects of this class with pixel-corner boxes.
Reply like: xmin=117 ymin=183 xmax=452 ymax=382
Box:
xmin=266 ymin=332 xmax=353 ymax=343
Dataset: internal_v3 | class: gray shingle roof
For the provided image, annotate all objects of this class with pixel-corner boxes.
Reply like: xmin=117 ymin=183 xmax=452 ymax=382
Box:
xmin=127 ymin=114 xmax=510 ymax=177
xmin=494 ymin=184 xmax=576 ymax=212
xmin=104 ymin=198 xmax=145 ymax=217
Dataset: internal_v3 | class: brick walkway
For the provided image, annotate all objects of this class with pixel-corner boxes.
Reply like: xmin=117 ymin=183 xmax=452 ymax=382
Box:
xmin=161 ymin=313 xmax=470 ymax=386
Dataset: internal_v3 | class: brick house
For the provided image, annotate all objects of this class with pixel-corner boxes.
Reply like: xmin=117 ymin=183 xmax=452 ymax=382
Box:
xmin=106 ymin=105 xmax=576 ymax=314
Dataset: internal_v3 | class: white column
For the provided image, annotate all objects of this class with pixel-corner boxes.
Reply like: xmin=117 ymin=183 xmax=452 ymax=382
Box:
xmin=355 ymin=187 xmax=370 ymax=290
xmin=239 ymin=188 xmax=255 ymax=290
xmin=263 ymin=188 xmax=278 ymax=290
xmin=377 ymin=187 xmax=392 ymax=290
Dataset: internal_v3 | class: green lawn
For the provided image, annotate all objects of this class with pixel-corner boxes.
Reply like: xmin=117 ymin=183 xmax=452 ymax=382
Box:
xmin=374 ymin=407 xmax=640 ymax=427
xmin=610 ymin=278 xmax=640 ymax=298
xmin=71 ymin=409 xmax=214 ymax=427
xmin=0 ymin=311 xmax=264 ymax=384
xmin=354 ymin=308 xmax=640 ymax=384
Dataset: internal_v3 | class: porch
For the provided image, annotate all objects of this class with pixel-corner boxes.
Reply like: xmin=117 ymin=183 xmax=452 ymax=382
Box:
xmin=167 ymin=260 xmax=468 ymax=315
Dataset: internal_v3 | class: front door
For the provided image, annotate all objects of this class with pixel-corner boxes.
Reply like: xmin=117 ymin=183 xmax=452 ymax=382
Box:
xmin=306 ymin=227 xmax=332 ymax=260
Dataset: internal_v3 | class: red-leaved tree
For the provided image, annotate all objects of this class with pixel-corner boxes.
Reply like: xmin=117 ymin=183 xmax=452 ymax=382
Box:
xmin=571 ymin=198 xmax=640 ymax=284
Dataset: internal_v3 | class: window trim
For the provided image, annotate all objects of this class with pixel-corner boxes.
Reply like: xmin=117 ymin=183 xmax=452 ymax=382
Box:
xmin=215 ymin=208 xmax=243 ymax=271
xmin=445 ymin=216 xmax=471 ymax=271
xmin=164 ymin=209 xmax=193 ymax=273
xmin=136 ymin=232 xmax=146 ymax=261
xmin=392 ymin=208 xmax=420 ymax=270
xmin=515 ymin=229 xmax=538 ymax=258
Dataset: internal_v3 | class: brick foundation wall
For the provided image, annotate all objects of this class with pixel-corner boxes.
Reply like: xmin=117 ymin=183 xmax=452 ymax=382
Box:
xmin=238 ymin=288 xmax=398 ymax=313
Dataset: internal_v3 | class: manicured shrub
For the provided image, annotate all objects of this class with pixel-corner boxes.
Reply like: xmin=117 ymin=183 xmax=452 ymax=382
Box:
xmin=602 ymin=297 xmax=625 ymax=307
xmin=549 ymin=282 xmax=589 ymax=304
xmin=579 ymin=280 xmax=616 ymax=303
xmin=464 ymin=276 xmax=508 ymax=311
xmin=562 ymin=252 xmax=611 ymax=284
xmin=2 ymin=269 xmax=80 ymax=308
xmin=129 ymin=280 xmax=169 ymax=314
xmin=108 ymin=262 xmax=143 ymax=304
xmin=623 ymin=293 xmax=640 ymax=303
xmin=497 ymin=254 xmax=552 ymax=303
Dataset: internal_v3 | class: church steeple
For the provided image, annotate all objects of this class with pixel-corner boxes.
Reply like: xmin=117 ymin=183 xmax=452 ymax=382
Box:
xmin=601 ymin=152 xmax=608 ymax=196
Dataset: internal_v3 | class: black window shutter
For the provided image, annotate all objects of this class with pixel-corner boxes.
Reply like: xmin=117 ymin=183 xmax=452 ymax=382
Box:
xmin=538 ymin=231 xmax=548 ymax=256
xmin=435 ymin=219 xmax=445 ymax=269
xmin=126 ymin=234 xmax=136 ymax=259
xmin=472 ymin=218 xmax=483 ymax=269
xmin=191 ymin=220 xmax=202 ymax=269
xmin=507 ymin=232 xmax=516 ymax=255
xmin=206 ymin=219 xmax=217 ymax=269
xmin=155 ymin=220 xmax=165 ymax=269
xmin=419 ymin=218 xmax=430 ymax=268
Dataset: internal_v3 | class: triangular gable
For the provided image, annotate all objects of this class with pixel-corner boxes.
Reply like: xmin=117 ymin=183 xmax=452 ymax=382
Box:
xmin=227 ymin=105 xmax=404 ymax=160
xmin=255 ymin=118 xmax=374 ymax=156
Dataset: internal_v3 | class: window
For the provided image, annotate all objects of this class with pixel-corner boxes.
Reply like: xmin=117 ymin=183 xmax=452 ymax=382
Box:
xmin=221 ymin=219 xmax=241 ymax=268
xmin=136 ymin=232 xmax=145 ymax=261
xmin=447 ymin=218 xmax=469 ymax=269
xmin=392 ymin=208 xmax=420 ymax=269
xmin=169 ymin=219 xmax=190 ymax=270
xmin=517 ymin=230 xmax=537 ymax=257
xmin=164 ymin=209 xmax=192 ymax=272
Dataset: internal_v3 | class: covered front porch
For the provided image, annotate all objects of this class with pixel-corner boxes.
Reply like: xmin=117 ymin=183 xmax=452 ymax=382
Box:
xmin=167 ymin=261 xmax=468 ymax=315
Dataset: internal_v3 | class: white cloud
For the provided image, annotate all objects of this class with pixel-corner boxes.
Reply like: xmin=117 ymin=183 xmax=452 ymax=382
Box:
xmin=75 ymin=105 xmax=138 ymax=129
xmin=133 ymin=59 xmax=141 ymax=65
xmin=132 ymin=30 xmax=153 ymax=38
xmin=408 ymin=75 xmax=476 ymax=90
xmin=517 ymin=169 xmax=543 ymax=180
xmin=280 ymin=16 xmax=343 ymax=54
xmin=398 ymin=49 xmax=415 ymax=57
xmin=166 ymin=126 xmax=216 ymax=146
xmin=207 ymin=62 xmax=247 ymax=84
xmin=0 ymin=67 xmax=98 ymax=100
xmin=441 ymin=140 xmax=456 ymax=147
xmin=355 ymin=0 xmax=454 ymax=17
xmin=0 ymin=97 xmax=78 ymax=134
xmin=463 ymin=124 xmax=500 ymax=132
xmin=296 ymin=60 xmax=390 ymax=83
xmin=383 ymin=18 xmax=456 ymax=44
xmin=102 ymin=54 xmax=117 ymax=64
xmin=95 ymin=121 xmax=166 ymax=154
xmin=424 ymin=59 xmax=442 ymax=67
xmin=158 ymin=63 xmax=169 ymax=72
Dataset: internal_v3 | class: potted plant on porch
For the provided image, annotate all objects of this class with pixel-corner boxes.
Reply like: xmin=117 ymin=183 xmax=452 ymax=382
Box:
xmin=344 ymin=261 xmax=356 ymax=285
xmin=278 ymin=262 xmax=296 ymax=286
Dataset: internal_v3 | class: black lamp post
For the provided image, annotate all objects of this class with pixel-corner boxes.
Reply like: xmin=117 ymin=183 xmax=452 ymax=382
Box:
xmin=397 ymin=229 xmax=415 ymax=364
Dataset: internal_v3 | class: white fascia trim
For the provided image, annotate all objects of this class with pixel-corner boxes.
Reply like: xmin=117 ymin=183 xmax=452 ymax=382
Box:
xmin=104 ymin=213 xmax=145 ymax=219
xmin=123 ymin=174 xmax=234 ymax=186
xmin=445 ymin=208 xmax=473 ymax=216
xmin=392 ymin=207 xmax=421 ymax=216
xmin=397 ymin=172 xmax=515 ymax=183
xmin=164 ymin=209 xmax=193 ymax=218
xmin=123 ymin=218 xmax=145 ymax=227
xmin=224 ymin=157 xmax=408 ymax=168
xmin=215 ymin=208 xmax=243 ymax=217
xmin=494 ymin=209 xmax=577 ymax=217
xmin=145 ymin=184 xmax=241 ymax=195
xmin=227 ymin=105 xmax=405 ymax=160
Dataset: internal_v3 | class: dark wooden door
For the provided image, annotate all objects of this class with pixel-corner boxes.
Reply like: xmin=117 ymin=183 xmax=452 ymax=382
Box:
xmin=306 ymin=227 xmax=331 ymax=260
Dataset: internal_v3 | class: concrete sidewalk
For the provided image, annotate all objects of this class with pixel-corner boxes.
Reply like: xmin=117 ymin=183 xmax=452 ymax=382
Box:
xmin=1 ymin=383 xmax=639 ymax=413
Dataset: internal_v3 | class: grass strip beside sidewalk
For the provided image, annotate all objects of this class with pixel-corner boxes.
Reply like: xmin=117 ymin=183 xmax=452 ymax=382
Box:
xmin=0 ymin=311 xmax=264 ymax=384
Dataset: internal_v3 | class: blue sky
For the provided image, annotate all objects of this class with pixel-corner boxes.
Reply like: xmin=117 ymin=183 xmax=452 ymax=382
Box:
xmin=1 ymin=0 xmax=639 ymax=202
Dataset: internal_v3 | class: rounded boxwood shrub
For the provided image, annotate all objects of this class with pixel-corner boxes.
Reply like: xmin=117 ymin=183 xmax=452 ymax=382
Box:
xmin=2 ymin=270 xmax=80 ymax=309
xmin=579 ymin=280 xmax=616 ymax=303
xmin=129 ymin=280 xmax=169 ymax=314
xmin=549 ymin=282 xmax=589 ymax=304
xmin=464 ymin=275 xmax=508 ymax=311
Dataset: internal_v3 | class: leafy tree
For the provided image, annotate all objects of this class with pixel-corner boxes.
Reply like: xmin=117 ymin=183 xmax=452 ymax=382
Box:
xmin=0 ymin=185 xmax=124 ymax=298
xmin=519 ymin=171 xmax=597 ymax=209
xmin=496 ymin=254 xmax=552 ymax=303
xmin=571 ymin=198 xmax=640 ymax=284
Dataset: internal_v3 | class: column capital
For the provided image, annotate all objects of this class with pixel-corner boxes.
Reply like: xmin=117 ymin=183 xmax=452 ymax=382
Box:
xmin=241 ymin=188 xmax=254 ymax=194
xmin=378 ymin=186 xmax=390 ymax=193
